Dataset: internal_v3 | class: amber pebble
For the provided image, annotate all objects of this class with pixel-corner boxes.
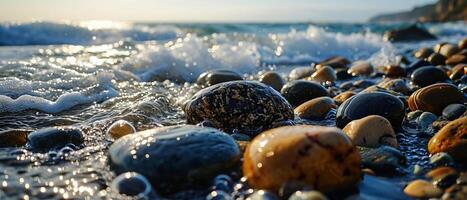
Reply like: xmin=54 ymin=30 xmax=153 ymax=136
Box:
xmin=426 ymin=167 xmax=457 ymax=180
xmin=434 ymin=43 xmax=448 ymax=53
xmin=294 ymin=97 xmax=336 ymax=120
xmin=459 ymin=38 xmax=467 ymax=49
xmin=0 ymin=129 xmax=30 ymax=148
xmin=449 ymin=64 xmax=467 ymax=81
xmin=404 ymin=179 xmax=442 ymax=198
xmin=446 ymin=54 xmax=467 ymax=66
xmin=428 ymin=117 xmax=467 ymax=163
xmin=439 ymin=44 xmax=460 ymax=58
xmin=260 ymin=71 xmax=285 ymax=91
xmin=311 ymin=66 xmax=336 ymax=83
xmin=106 ymin=120 xmax=136 ymax=140
xmin=243 ymin=125 xmax=361 ymax=193
xmin=333 ymin=91 xmax=356 ymax=105
xmin=427 ymin=53 xmax=446 ymax=66
xmin=384 ymin=65 xmax=406 ymax=78
xmin=414 ymin=48 xmax=434 ymax=59
xmin=343 ymin=115 xmax=398 ymax=148
xmin=348 ymin=61 xmax=373 ymax=76
xmin=317 ymin=56 xmax=350 ymax=69
xmin=408 ymin=83 xmax=464 ymax=115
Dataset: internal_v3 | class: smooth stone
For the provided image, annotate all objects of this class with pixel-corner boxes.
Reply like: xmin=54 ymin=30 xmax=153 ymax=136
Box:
xmin=407 ymin=110 xmax=423 ymax=121
xmin=377 ymin=79 xmax=410 ymax=95
xmin=294 ymin=97 xmax=336 ymax=120
xmin=414 ymin=48 xmax=434 ymax=59
xmin=427 ymin=53 xmax=446 ymax=66
xmin=336 ymin=92 xmax=405 ymax=129
xmin=439 ymin=44 xmax=460 ymax=58
xmin=311 ymin=66 xmax=336 ymax=83
xmin=430 ymin=152 xmax=455 ymax=167
xmin=281 ymin=80 xmax=329 ymax=107
xmin=335 ymin=68 xmax=353 ymax=80
xmin=348 ymin=61 xmax=373 ymax=76
xmin=406 ymin=59 xmax=432 ymax=74
xmin=111 ymin=172 xmax=155 ymax=197
xmin=449 ymin=64 xmax=466 ymax=81
xmin=446 ymin=54 xmax=467 ymax=66
xmin=404 ymin=180 xmax=442 ymax=198
xmin=106 ymin=120 xmax=136 ymax=140
xmin=289 ymin=67 xmax=315 ymax=80
xmin=247 ymin=190 xmax=280 ymax=200
xmin=343 ymin=115 xmax=398 ymax=148
xmin=359 ymin=146 xmax=406 ymax=176
xmin=288 ymin=191 xmax=328 ymax=200
xmin=416 ymin=112 xmax=437 ymax=131
xmin=109 ymin=125 xmax=240 ymax=193
xmin=185 ymin=81 xmax=294 ymax=135
xmin=410 ymin=66 xmax=449 ymax=88
xmin=428 ymin=117 xmax=467 ymax=163
xmin=434 ymin=42 xmax=448 ymax=53
xmin=408 ymin=83 xmax=464 ymax=115
xmin=260 ymin=71 xmax=285 ymax=91
xmin=426 ymin=167 xmax=457 ymax=180
xmin=459 ymin=38 xmax=467 ymax=49
xmin=383 ymin=65 xmax=406 ymax=78
xmin=196 ymin=69 xmax=243 ymax=87
xmin=317 ymin=56 xmax=350 ymax=69
xmin=333 ymin=91 xmax=356 ymax=105
xmin=427 ymin=167 xmax=459 ymax=189
xmin=383 ymin=25 xmax=436 ymax=42
xmin=243 ymin=125 xmax=361 ymax=193
xmin=442 ymin=104 xmax=466 ymax=120
xmin=0 ymin=129 xmax=31 ymax=148
xmin=27 ymin=126 xmax=84 ymax=151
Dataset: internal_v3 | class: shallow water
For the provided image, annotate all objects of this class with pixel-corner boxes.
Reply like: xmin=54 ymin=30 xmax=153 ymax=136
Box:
xmin=0 ymin=21 xmax=466 ymax=199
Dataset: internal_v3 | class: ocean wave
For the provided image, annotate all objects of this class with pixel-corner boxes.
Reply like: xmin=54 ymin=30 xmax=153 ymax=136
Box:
xmin=0 ymin=72 xmax=118 ymax=113
xmin=0 ymin=21 xmax=182 ymax=46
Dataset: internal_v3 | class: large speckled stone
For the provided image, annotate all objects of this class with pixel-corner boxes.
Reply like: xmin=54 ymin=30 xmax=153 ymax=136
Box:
xmin=109 ymin=125 xmax=241 ymax=194
xmin=428 ymin=117 xmax=467 ymax=163
xmin=184 ymin=81 xmax=294 ymax=135
xmin=243 ymin=125 xmax=361 ymax=193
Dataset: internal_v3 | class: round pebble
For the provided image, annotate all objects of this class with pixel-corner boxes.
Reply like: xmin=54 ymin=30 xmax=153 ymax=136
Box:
xmin=404 ymin=179 xmax=442 ymax=198
xmin=383 ymin=65 xmax=406 ymax=78
xmin=359 ymin=146 xmax=406 ymax=176
xmin=281 ymin=80 xmax=329 ymax=107
xmin=106 ymin=120 xmax=136 ymax=140
xmin=428 ymin=117 xmax=467 ymax=163
xmin=111 ymin=172 xmax=154 ymax=197
xmin=294 ymin=97 xmax=336 ymax=120
xmin=311 ymin=66 xmax=336 ymax=83
xmin=333 ymin=91 xmax=356 ymax=105
xmin=243 ymin=125 xmax=361 ymax=192
xmin=343 ymin=115 xmax=398 ymax=148
xmin=348 ymin=60 xmax=373 ymax=76
xmin=414 ymin=48 xmax=434 ymax=59
xmin=416 ymin=112 xmax=437 ymax=131
xmin=260 ymin=71 xmax=285 ymax=91
xmin=0 ymin=129 xmax=30 ymax=148
xmin=196 ymin=69 xmax=243 ymax=87
xmin=442 ymin=104 xmax=466 ymax=120
xmin=427 ymin=53 xmax=446 ymax=66
xmin=410 ymin=66 xmax=449 ymax=88
xmin=109 ymin=125 xmax=241 ymax=193
xmin=408 ymin=83 xmax=464 ymax=115
xmin=27 ymin=126 xmax=84 ymax=151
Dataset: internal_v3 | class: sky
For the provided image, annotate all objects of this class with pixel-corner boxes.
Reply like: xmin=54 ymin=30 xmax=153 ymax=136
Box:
xmin=0 ymin=0 xmax=438 ymax=23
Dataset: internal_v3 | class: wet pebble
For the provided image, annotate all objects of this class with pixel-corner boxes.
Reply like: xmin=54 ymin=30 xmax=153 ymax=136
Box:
xmin=416 ymin=112 xmax=437 ymax=131
xmin=430 ymin=152 xmax=455 ymax=167
xmin=336 ymin=92 xmax=405 ymax=129
xmin=0 ymin=129 xmax=30 ymax=148
xmin=414 ymin=47 xmax=434 ymax=59
xmin=446 ymin=54 xmax=467 ymax=66
xmin=332 ymin=91 xmax=355 ymax=105
xmin=197 ymin=69 xmax=243 ymax=87
xmin=294 ymin=97 xmax=336 ymax=120
xmin=408 ymin=83 xmax=464 ymax=115
xmin=111 ymin=172 xmax=155 ymax=198
xmin=311 ymin=66 xmax=336 ymax=83
xmin=439 ymin=43 xmax=460 ymax=58
xmin=281 ymin=80 xmax=329 ymax=107
xmin=343 ymin=115 xmax=398 ymax=148
xmin=348 ymin=60 xmax=373 ymax=76
xmin=260 ymin=71 xmax=285 ymax=91
xmin=428 ymin=117 xmax=467 ymax=163
xmin=378 ymin=79 xmax=410 ymax=95
xmin=288 ymin=190 xmax=328 ymax=200
xmin=185 ymin=81 xmax=293 ymax=135
xmin=27 ymin=126 xmax=84 ymax=151
xmin=383 ymin=65 xmax=406 ymax=78
xmin=359 ymin=146 xmax=406 ymax=176
xmin=449 ymin=64 xmax=466 ymax=81
xmin=106 ymin=120 xmax=136 ymax=140
xmin=243 ymin=125 xmax=361 ymax=192
xmin=427 ymin=53 xmax=446 ymax=66
xmin=109 ymin=125 xmax=240 ymax=193
xmin=404 ymin=179 xmax=442 ymax=198
xmin=410 ymin=66 xmax=449 ymax=87
xmin=442 ymin=104 xmax=466 ymax=120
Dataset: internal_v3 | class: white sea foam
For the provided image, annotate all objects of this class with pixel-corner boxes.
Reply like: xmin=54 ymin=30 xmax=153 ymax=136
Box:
xmin=0 ymin=72 xmax=118 ymax=113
